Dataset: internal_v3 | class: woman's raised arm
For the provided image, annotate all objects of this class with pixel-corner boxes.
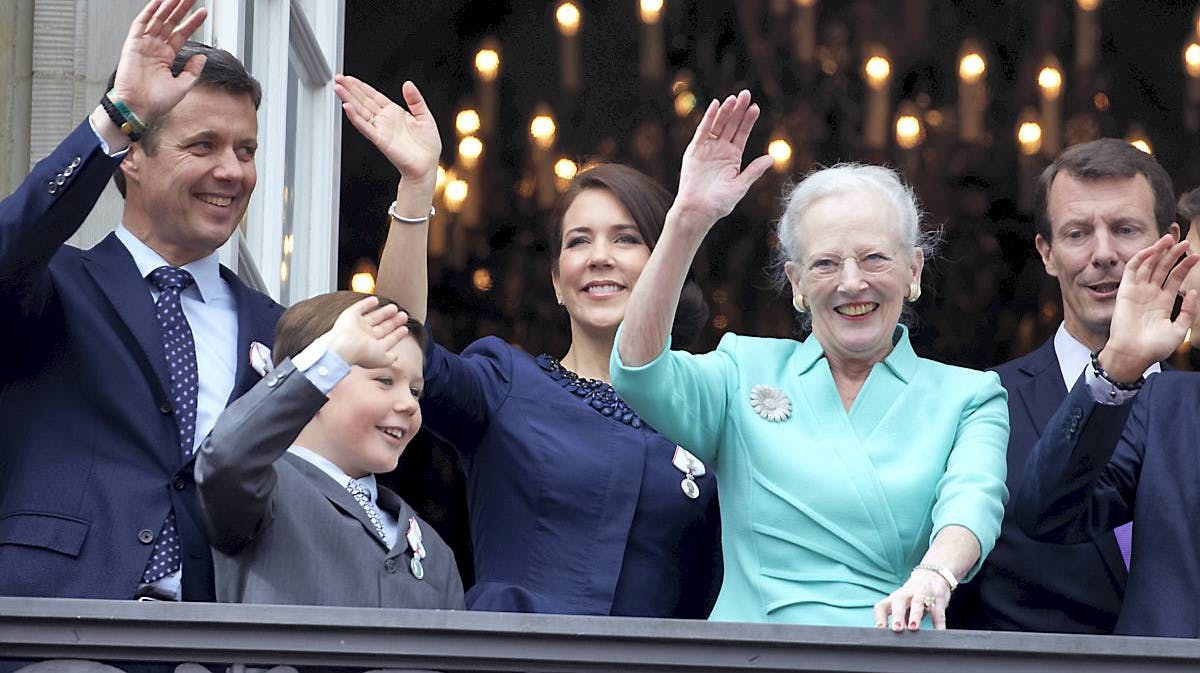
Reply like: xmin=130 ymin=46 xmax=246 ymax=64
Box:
xmin=335 ymin=76 xmax=442 ymax=321
xmin=617 ymin=90 xmax=772 ymax=366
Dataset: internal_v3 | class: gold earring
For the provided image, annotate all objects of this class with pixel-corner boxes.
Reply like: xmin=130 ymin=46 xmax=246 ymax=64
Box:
xmin=908 ymin=281 xmax=921 ymax=302
xmin=792 ymin=294 xmax=808 ymax=313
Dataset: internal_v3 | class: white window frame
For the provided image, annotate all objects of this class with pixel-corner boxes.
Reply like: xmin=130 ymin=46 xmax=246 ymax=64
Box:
xmin=203 ymin=0 xmax=343 ymax=303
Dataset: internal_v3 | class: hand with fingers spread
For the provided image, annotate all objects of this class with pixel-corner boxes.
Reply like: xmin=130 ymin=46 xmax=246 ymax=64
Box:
xmin=1100 ymin=235 xmax=1199 ymax=383
xmin=111 ymin=0 xmax=210 ymax=123
xmin=874 ymin=570 xmax=952 ymax=632
xmin=672 ymin=90 xmax=774 ymax=231
xmin=335 ymin=76 xmax=442 ymax=187
xmin=325 ymin=296 xmax=411 ymax=370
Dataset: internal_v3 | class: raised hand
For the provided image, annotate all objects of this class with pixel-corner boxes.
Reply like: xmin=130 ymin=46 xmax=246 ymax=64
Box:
xmin=335 ymin=76 xmax=442 ymax=186
xmin=1101 ymin=235 xmax=1199 ymax=382
xmin=111 ymin=0 xmax=209 ymax=122
xmin=672 ymin=90 xmax=774 ymax=229
xmin=326 ymin=297 xmax=411 ymax=370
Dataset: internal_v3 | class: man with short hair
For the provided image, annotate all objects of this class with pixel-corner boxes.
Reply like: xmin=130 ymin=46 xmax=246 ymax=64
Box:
xmin=949 ymin=138 xmax=1179 ymax=633
xmin=0 ymin=0 xmax=283 ymax=604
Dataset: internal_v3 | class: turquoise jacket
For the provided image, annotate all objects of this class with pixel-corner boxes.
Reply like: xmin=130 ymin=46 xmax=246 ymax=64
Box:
xmin=611 ymin=326 xmax=1009 ymax=626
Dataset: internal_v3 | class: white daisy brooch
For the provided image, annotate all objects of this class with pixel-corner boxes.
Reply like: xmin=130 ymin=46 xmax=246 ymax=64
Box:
xmin=749 ymin=385 xmax=791 ymax=422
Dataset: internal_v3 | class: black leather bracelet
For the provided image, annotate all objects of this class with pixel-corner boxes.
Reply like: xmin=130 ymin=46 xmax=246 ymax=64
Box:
xmin=99 ymin=92 xmax=145 ymax=142
xmin=1090 ymin=350 xmax=1145 ymax=391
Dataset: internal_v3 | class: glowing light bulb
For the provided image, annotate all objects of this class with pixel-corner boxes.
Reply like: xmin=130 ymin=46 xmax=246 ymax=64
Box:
xmin=1018 ymin=121 xmax=1042 ymax=155
xmin=1038 ymin=67 xmax=1063 ymax=96
xmin=530 ymin=113 xmax=557 ymax=148
xmin=475 ymin=48 xmax=500 ymax=82
xmin=455 ymin=109 xmax=480 ymax=136
xmin=556 ymin=2 xmax=581 ymax=35
xmin=768 ymin=138 xmax=793 ymax=170
xmin=458 ymin=136 xmax=483 ymax=167
xmin=1185 ymin=42 xmax=1200 ymax=78
xmin=864 ymin=56 xmax=891 ymax=84
xmin=351 ymin=272 xmax=376 ymax=294
xmin=640 ymin=0 xmax=664 ymax=23
xmin=895 ymin=114 xmax=922 ymax=149
xmin=554 ymin=158 xmax=578 ymax=181
xmin=444 ymin=179 xmax=469 ymax=212
xmin=959 ymin=53 xmax=986 ymax=83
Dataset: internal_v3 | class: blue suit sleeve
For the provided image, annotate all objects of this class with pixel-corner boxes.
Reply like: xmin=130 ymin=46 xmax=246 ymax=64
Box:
xmin=609 ymin=325 xmax=736 ymax=465
xmin=1015 ymin=374 xmax=1143 ymax=544
xmin=421 ymin=335 xmax=515 ymax=456
xmin=930 ymin=370 xmax=1010 ymax=579
xmin=0 ymin=120 xmax=121 ymax=323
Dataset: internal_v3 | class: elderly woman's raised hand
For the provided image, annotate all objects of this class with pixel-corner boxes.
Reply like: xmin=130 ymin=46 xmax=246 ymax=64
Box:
xmin=672 ymin=91 xmax=774 ymax=231
xmin=1099 ymin=235 xmax=1198 ymax=383
xmin=335 ymin=76 xmax=442 ymax=186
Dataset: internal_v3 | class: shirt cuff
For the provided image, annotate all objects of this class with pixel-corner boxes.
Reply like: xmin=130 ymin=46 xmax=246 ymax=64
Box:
xmin=292 ymin=334 xmax=350 ymax=395
xmin=1085 ymin=365 xmax=1140 ymax=406
xmin=87 ymin=115 xmax=129 ymax=158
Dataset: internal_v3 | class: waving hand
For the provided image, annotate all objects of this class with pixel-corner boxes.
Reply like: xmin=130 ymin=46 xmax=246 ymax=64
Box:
xmin=673 ymin=90 xmax=774 ymax=228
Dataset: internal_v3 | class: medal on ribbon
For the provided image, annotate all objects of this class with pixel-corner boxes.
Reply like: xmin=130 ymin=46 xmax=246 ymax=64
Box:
xmin=405 ymin=517 xmax=427 ymax=580
xmin=671 ymin=445 xmax=706 ymax=500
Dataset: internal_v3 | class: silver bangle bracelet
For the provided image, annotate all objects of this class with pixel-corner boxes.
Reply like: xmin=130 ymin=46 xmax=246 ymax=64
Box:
xmin=387 ymin=201 xmax=436 ymax=224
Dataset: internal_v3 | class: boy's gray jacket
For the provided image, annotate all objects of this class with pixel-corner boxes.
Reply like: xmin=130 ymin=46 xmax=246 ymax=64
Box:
xmin=194 ymin=358 xmax=465 ymax=610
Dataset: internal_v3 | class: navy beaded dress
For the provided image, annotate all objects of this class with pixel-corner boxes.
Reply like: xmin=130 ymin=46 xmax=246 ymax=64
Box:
xmin=422 ymin=336 xmax=722 ymax=617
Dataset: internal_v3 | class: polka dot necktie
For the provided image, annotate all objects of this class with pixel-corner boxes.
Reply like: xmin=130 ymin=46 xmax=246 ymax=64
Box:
xmin=141 ymin=266 xmax=199 ymax=583
xmin=346 ymin=479 xmax=389 ymax=546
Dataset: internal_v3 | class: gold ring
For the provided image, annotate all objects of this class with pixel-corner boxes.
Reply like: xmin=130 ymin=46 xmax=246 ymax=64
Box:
xmin=369 ymin=114 xmax=377 ymax=126
xmin=921 ymin=594 xmax=936 ymax=609
xmin=707 ymin=131 xmax=720 ymax=141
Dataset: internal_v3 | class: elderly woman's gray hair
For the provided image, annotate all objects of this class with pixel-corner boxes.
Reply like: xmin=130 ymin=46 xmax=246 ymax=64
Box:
xmin=776 ymin=163 xmax=936 ymax=266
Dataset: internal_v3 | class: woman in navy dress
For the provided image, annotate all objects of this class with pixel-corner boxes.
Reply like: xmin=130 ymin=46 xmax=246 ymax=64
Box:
xmin=334 ymin=77 xmax=763 ymax=616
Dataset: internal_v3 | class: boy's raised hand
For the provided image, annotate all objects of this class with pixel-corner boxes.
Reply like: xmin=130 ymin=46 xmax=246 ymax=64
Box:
xmin=326 ymin=297 xmax=410 ymax=369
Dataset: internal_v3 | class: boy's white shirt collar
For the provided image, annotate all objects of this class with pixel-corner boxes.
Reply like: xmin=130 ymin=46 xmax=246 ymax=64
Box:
xmin=287 ymin=444 xmax=378 ymax=502
xmin=114 ymin=224 xmax=225 ymax=303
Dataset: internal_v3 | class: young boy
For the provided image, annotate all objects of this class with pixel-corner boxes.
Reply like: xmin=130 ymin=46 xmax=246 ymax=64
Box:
xmin=194 ymin=291 xmax=464 ymax=609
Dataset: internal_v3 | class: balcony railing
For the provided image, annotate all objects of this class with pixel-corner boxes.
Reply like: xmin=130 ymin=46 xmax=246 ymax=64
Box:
xmin=1 ymin=597 xmax=1197 ymax=672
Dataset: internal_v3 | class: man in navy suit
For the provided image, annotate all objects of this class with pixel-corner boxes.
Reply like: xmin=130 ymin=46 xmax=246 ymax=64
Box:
xmin=1017 ymin=234 xmax=1200 ymax=637
xmin=0 ymin=0 xmax=283 ymax=604
xmin=949 ymin=139 xmax=1180 ymax=632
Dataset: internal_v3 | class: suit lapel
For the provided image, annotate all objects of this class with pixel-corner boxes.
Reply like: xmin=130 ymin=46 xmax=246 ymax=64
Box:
xmin=377 ymin=487 xmax=411 ymax=560
xmin=1014 ymin=339 xmax=1066 ymax=442
xmin=285 ymin=454 xmax=391 ymax=550
xmin=81 ymin=233 xmax=171 ymax=398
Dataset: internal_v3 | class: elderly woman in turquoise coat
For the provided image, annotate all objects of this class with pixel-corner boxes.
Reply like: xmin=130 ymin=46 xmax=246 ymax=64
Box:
xmin=611 ymin=91 xmax=1009 ymax=631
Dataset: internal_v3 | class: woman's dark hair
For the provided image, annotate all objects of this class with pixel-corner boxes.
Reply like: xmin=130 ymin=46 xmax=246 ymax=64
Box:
xmin=548 ymin=163 xmax=709 ymax=348
xmin=272 ymin=291 xmax=426 ymax=367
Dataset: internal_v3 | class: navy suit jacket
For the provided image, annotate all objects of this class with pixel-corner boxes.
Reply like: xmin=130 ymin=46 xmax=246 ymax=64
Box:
xmin=949 ymin=337 xmax=1126 ymax=632
xmin=0 ymin=120 xmax=283 ymax=602
xmin=1017 ymin=371 xmax=1200 ymax=637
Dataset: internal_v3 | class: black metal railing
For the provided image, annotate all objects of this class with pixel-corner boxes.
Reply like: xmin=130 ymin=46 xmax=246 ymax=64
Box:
xmin=1 ymin=597 xmax=1197 ymax=672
